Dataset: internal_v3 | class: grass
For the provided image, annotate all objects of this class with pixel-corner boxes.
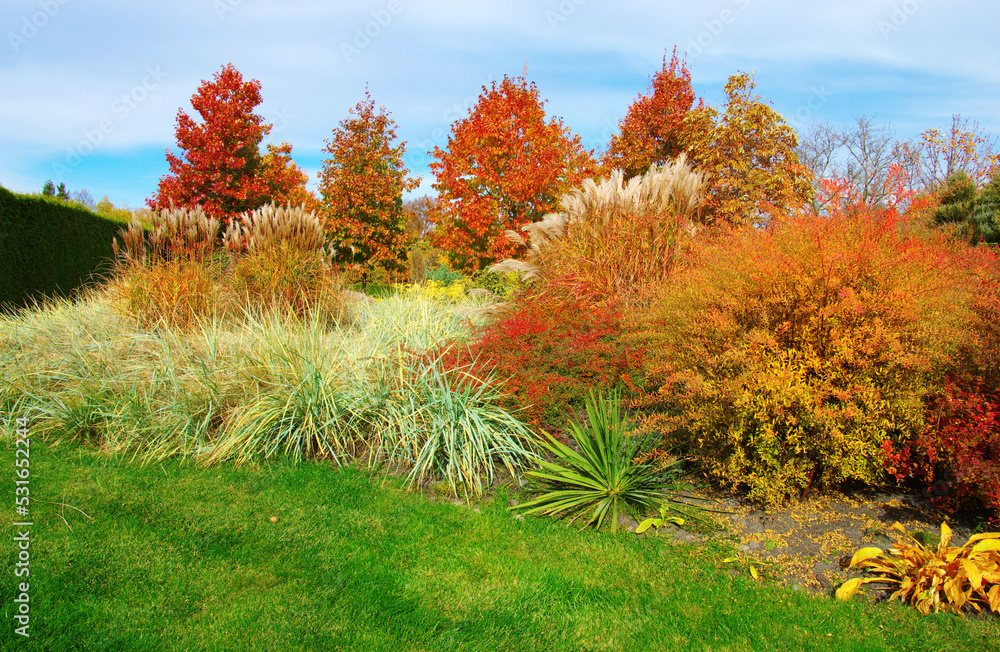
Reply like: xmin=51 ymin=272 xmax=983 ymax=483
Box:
xmin=1 ymin=440 xmax=996 ymax=651
xmin=0 ymin=287 xmax=530 ymax=496
xmin=1 ymin=284 xmax=998 ymax=649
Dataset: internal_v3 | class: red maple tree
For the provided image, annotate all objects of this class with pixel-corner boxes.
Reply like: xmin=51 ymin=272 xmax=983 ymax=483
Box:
xmin=318 ymin=91 xmax=419 ymax=274
xmin=429 ymin=75 xmax=597 ymax=272
xmin=603 ymin=48 xmax=703 ymax=178
xmin=261 ymin=142 xmax=319 ymax=214
xmin=150 ymin=63 xmax=312 ymax=225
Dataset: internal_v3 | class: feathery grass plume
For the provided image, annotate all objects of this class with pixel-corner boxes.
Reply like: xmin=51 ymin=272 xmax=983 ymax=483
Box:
xmin=491 ymin=154 xmax=705 ymax=303
xmin=113 ymin=204 xmax=221 ymax=265
xmin=224 ymin=203 xmax=332 ymax=258
xmin=222 ymin=203 xmax=342 ymax=320
xmin=109 ymin=204 xmax=226 ymax=329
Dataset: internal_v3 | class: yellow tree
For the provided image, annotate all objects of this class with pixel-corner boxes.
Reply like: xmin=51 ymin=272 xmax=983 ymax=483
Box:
xmin=684 ymin=73 xmax=812 ymax=227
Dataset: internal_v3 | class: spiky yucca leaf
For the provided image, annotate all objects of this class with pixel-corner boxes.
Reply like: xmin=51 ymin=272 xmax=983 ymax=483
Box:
xmin=511 ymin=390 xmax=671 ymax=532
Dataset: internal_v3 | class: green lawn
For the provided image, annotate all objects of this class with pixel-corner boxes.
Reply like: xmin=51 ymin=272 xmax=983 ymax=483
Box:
xmin=2 ymin=440 xmax=995 ymax=651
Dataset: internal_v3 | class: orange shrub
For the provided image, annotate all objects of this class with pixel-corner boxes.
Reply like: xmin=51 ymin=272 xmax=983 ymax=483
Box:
xmin=633 ymin=207 xmax=979 ymax=505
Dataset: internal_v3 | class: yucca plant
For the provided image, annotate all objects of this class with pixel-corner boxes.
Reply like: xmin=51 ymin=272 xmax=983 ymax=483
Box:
xmin=836 ymin=521 xmax=1000 ymax=615
xmin=511 ymin=390 xmax=674 ymax=532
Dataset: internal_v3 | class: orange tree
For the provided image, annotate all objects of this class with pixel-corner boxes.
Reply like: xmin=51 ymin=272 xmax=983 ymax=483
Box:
xmin=150 ymin=63 xmax=310 ymax=225
xmin=602 ymin=48 xmax=703 ymax=179
xmin=318 ymin=91 xmax=419 ymax=275
xmin=604 ymin=55 xmax=811 ymax=229
xmin=261 ymin=142 xmax=319 ymax=213
xmin=428 ymin=74 xmax=597 ymax=272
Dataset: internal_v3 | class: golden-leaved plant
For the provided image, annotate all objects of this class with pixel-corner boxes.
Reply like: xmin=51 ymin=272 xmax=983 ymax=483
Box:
xmin=837 ymin=522 xmax=1000 ymax=616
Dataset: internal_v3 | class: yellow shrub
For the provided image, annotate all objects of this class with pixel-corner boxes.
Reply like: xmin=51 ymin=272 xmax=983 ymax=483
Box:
xmin=399 ymin=280 xmax=467 ymax=303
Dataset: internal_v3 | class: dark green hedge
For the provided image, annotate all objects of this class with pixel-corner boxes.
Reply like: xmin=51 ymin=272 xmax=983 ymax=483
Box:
xmin=0 ymin=186 xmax=128 ymax=312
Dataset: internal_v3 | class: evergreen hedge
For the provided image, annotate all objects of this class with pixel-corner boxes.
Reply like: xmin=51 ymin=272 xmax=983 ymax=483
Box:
xmin=0 ymin=186 xmax=128 ymax=312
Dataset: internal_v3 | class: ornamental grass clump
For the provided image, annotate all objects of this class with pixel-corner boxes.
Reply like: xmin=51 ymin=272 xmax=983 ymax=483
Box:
xmin=112 ymin=204 xmax=221 ymax=265
xmin=491 ymin=154 xmax=704 ymax=304
xmin=109 ymin=203 xmax=343 ymax=327
xmin=1 ymin=287 xmax=535 ymax=500
xmin=837 ymin=522 xmax=1000 ymax=616
xmin=387 ymin=355 xmax=539 ymax=500
xmin=223 ymin=203 xmax=341 ymax=319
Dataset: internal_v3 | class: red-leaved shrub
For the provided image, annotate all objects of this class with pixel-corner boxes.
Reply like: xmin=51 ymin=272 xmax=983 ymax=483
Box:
xmin=438 ymin=294 xmax=641 ymax=432
xmin=885 ymin=248 xmax=1000 ymax=518
xmin=885 ymin=381 xmax=1000 ymax=517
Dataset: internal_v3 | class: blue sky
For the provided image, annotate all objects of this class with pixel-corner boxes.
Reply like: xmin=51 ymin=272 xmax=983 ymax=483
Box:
xmin=2 ymin=0 xmax=998 ymax=209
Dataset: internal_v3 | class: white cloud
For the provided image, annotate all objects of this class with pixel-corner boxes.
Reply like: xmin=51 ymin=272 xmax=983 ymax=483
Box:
xmin=3 ymin=0 xmax=999 ymax=206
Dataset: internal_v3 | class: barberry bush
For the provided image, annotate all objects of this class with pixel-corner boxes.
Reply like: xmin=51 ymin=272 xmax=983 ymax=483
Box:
xmin=885 ymin=381 xmax=1000 ymax=516
xmin=885 ymin=249 xmax=1000 ymax=517
xmin=633 ymin=206 xmax=980 ymax=505
xmin=437 ymin=294 xmax=640 ymax=432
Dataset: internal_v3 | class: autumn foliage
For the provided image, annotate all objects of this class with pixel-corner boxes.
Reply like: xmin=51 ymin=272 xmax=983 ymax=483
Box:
xmin=683 ymin=73 xmax=812 ymax=227
xmin=436 ymin=294 xmax=639 ymax=431
xmin=885 ymin=250 xmax=1000 ymax=516
xmin=429 ymin=75 xmax=597 ymax=272
xmin=492 ymin=155 xmax=705 ymax=306
xmin=602 ymin=48 xmax=702 ymax=179
xmin=604 ymin=53 xmax=811 ymax=228
xmin=886 ymin=381 xmax=1000 ymax=517
xmin=318 ymin=91 xmax=419 ymax=274
xmin=150 ymin=63 xmax=312 ymax=225
xmin=900 ymin=114 xmax=1000 ymax=190
xmin=632 ymin=206 xmax=979 ymax=505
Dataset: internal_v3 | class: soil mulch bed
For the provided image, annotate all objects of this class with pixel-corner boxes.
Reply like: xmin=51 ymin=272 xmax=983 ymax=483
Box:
xmin=645 ymin=484 xmax=985 ymax=596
